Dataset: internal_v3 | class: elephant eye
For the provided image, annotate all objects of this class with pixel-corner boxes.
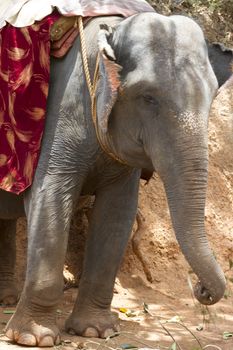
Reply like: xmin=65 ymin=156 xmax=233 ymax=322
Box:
xmin=143 ymin=94 xmax=157 ymax=106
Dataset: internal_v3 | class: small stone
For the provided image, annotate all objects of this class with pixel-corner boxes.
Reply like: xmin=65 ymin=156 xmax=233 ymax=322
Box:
xmin=196 ymin=325 xmax=203 ymax=331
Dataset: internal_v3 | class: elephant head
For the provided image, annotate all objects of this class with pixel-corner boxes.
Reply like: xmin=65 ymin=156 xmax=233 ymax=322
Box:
xmin=95 ymin=12 xmax=226 ymax=305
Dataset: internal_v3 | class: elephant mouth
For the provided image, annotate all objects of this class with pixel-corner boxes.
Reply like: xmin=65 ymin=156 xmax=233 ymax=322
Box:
xmin=194 ymin=281 xmax=214 ymax=305
xmin=141 ymin=168 xmax=154 ymax=182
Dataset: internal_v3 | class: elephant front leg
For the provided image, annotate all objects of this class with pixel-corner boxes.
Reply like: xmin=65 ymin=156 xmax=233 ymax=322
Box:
xmin=66 ymin=169 xmax=140 ymax=338
xmin=0 ymin=219 xmax=18 ymax=305
xmin=5 ymin=175 xmax=77 ymax=347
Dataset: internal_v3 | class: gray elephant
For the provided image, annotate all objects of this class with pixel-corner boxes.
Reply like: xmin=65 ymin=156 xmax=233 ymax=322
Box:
xmin=0 ymin=12 xmax=232 ymax=347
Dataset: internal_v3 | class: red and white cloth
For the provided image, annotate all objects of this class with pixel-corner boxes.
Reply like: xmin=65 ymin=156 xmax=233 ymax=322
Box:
xmin=0 ymin=0 xmax=154 ymax=28
xmin=0 ymin=0 xmax=154 ymax=194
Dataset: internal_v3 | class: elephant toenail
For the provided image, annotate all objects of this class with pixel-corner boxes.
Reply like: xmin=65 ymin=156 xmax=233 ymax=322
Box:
xmin=13 ymin=330 xmax=20 ymax=341
xmin=83 ymin=327 xmax=99 ymax=337
xmin=5 ymin=328 xmax=14 ymax=340
xmin=39 ymin=335 xmax=54 ymax=347
xmin=115 ymin=324 xmax=120 ymax=332
xmin=55 ymin=335 xmax=61 ymax=345
xmin=102 ymin=328 xmax=115 ymax=339
xmin=18 ymin=333 xmax=37 ymax=346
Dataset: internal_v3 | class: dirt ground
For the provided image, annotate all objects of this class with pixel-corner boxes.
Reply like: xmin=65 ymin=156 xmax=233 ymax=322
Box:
xmin=0 ymin=69 xmax=232 ymax=350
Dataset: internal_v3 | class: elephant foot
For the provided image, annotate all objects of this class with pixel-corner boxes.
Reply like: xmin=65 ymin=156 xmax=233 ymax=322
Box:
xmin=65 ymin=309 xmax=120 ymax=338
xmin=0 ymin=283 xmax=18 ymax=306
xmin=5 ymin=303 xmax=60 ymax=347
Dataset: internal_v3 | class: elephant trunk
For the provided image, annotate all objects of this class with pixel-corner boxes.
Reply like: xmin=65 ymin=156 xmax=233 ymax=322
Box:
xmin=156 ymin=144 xmax=226 ymax=305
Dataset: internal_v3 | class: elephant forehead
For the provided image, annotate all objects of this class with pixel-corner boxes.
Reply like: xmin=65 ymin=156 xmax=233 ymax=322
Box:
xmin=117 ymin=13 xmax=217 ymax=108
xmin=124 ymin=52 xmax=207 ymax=93
xmin=121 ymin=12 xmax=207 ymax=63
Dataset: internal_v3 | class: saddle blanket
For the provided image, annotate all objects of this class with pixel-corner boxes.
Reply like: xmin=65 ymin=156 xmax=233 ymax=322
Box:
xmin=0 ymin=0 xmax=154 ymax=28
xmin=0 ymin=0 xmax=154 ymax=194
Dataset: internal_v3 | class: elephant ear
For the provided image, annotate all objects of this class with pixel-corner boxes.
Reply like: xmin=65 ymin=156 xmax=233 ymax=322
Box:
xmin=206 ymin=41 xmax=233 ymax=87
xmin=96 ymin=24 xmax=122 ymax=134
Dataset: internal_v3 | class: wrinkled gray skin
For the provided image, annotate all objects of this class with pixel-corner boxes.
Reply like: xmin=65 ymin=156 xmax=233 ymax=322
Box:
xmin=0 ymin=13 xmax=231 ymax=347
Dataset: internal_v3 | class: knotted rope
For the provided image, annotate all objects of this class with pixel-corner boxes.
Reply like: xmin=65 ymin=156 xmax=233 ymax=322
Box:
xmin=77 ymin=16 xmax=99 ymax=114
xmin=78 ymin=16 xmax=127 ymax=165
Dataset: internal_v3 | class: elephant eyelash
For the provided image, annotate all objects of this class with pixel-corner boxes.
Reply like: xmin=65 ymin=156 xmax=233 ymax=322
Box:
xmin=142 ymin=94 xmax=158 ymax=106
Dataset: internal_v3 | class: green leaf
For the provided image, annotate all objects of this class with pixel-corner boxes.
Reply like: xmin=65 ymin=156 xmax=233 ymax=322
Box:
xmin=223 ymin=331 xmax=233 ymax=340
xmin=169 ymin=343 xmax=177 ymax=350
xmin=3 ymin=310 xmax=15 ymax=314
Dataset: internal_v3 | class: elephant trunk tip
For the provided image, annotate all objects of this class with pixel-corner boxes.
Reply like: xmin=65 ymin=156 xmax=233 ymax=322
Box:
xmin=194 ymin=279 xmax=226 ymax=305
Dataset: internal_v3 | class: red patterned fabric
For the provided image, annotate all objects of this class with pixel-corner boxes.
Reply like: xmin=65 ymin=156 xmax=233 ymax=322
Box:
xmin=0 ymin=1 xmax=154 ymax=194
xmin=0 ymin=13 xmax=59 ymax=194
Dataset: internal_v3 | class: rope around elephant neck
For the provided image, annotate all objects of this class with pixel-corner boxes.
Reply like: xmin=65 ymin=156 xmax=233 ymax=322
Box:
xmin=77 ymin=16 xmax=99 ymax=98
xmin=77 ymin=16 xmax=128 ymax=165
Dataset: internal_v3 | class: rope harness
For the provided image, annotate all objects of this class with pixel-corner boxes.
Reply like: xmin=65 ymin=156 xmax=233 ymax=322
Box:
xmin=78 ymin=16 xmax=127 ymax=165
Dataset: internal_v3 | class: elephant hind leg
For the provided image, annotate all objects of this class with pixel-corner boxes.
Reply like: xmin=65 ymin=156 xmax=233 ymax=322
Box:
xmin=0 ymin=219 xmax=18 ymax=305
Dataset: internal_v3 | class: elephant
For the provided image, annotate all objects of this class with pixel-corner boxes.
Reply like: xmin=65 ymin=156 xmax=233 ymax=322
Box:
xmin=0 ymin=12 xmax=232 ymax=347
